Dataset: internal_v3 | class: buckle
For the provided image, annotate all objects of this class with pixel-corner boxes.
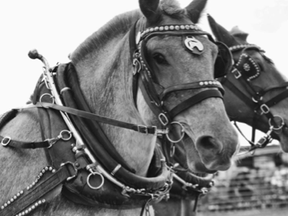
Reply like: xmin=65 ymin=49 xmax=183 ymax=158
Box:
xmin=1 ymin=136 xmax=11 ymax=147
xmin=231 ymin=68 xmax=241 ymax=79
xmin=260 ymin=104 xmax=270 ymax=115
xmin=158 ymin=113 xmax=169 ymax=126
xmin=138 ymin=125 xmax=148 ymax=134
xmin=132 ymin=58 xmax=142 ymax=75
xmin=60 ymin=161 xmax=78 ymax=181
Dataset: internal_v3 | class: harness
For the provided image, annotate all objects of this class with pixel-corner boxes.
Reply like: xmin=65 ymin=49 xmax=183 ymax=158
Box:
xmin=0 ymin=21 xmax=231 ymax=215
xmin=220 ymin=44 xmax=288 ymax=153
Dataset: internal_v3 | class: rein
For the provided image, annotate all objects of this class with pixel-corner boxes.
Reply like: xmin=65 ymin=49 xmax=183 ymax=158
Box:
xmin=221 ymin=44 xmax=288 ymax=153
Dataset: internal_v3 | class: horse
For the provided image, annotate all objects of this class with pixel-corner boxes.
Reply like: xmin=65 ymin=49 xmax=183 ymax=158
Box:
xmin=0 ymin=0 xmax=239 ymax=215
xmin=153 ymin=14 xmax=288 ymax=216
xmin=208 ymin=14 xmax=288 ymax=153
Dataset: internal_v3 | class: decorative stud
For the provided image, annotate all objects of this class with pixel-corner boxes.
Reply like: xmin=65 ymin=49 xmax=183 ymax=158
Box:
xmin=139 ymin=24 xmax=200 ymax=41
xmin=1 ymin=190 xmax=24 ymax=210
xmin=229 ymin=44 xmax=260 ymax=52
xmin=25 ymin=166 xmax=56 ymax=191
xmin=243 ymin=63 xmax=250 ymax=71
xmin=15 ymin=199 xmax=46 ymax=216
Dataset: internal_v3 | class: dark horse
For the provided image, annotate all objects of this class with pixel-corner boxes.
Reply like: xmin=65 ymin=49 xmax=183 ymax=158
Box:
xmin=0 ymin=0 xmax=239 ymax=215
xmin=208 ymin=14 xmax=288 ymax=153
xmin=154 ymin=14 xmax=288 ymax=216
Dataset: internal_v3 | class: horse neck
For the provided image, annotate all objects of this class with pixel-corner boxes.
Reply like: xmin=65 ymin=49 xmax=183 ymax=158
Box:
xmin=72 ymin=34 xmax=156 ymax=176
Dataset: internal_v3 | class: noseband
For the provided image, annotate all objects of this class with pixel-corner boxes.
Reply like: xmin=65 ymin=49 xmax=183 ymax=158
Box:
xmin=221 ymin=44 xmax=288 ymax=152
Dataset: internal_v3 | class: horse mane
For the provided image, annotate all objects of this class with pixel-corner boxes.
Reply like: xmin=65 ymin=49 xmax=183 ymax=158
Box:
xmin=70 ymin=0 xmax=185 ymax=63
xmin=70 ymin=10 xmax=141 ymax=63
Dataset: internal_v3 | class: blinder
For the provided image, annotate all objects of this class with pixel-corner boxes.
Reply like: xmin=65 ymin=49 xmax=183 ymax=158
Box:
xmin=230 ymin=45 xmax=262 ymax=81
xmin=214 ymin=41 xmax=233 ymax=78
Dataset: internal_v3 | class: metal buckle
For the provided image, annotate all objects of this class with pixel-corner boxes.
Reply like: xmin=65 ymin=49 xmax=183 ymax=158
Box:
xmin=132 ymin=58 xmax=142 ymax=75
xmin=60 ymin=161 xmax=78 ymax=181
xmin=260 ymin=104 xmax=270 ymax=115
xmin=46 ymin=130 xmax=72 ymax=149
xmin=1 ymin=136 xmax=11 ymax=147
xmin=231 ymin=68 xmax=241 ymax=79
xmin=138 ymin=125 xmax=148 ymax=134
xmin=158 ymin=113 xmax=169 ymax=126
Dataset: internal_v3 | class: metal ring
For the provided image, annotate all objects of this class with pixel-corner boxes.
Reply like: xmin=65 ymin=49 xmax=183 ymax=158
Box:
xmin=87 ymin=171 xmax=104 ymax=190
xmin=39 ymin=93 xmax=55 ymax=104
xmin=269 ymin=115 xmax=285 ymax=131
xmin=1 ymin=136 xmax=11 ymax=147
xmin=165 ymin=121 xmax=185 ymax=143
xmin=59 ymin=130 xmax=72 ymax=141
xmin=60 ymin=87 xmax=71 ymax=95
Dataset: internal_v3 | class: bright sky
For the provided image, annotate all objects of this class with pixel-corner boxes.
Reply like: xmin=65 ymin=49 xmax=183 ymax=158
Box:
xmin=1 ymin=0 xmax=288 ymax=145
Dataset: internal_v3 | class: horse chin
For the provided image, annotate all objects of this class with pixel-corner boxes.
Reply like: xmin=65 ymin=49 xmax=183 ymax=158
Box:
xmin=179 ymin=134 xmax=217 ymax=175
xmin=180 ymin=129 xmax=233 ymax=173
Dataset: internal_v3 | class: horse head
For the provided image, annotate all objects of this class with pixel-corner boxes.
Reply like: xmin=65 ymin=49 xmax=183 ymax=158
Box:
xmin=208 ymin=14 xmax=288 ymax=152
xmin=135 ymin=0 xmax=239 ymax=173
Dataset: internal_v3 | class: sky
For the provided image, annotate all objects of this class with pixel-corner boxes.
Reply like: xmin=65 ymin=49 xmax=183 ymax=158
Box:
xmin=0 ymin=0 xmax=288 ymax=145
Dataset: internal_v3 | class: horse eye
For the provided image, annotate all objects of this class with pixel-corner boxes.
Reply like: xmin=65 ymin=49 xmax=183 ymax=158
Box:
xmin=153 ymin=53 xmax=168 ymax=65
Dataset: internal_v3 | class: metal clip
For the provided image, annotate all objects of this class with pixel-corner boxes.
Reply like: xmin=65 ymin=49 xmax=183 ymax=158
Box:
xmin=46 ymin=130 xmax=72 ymax=148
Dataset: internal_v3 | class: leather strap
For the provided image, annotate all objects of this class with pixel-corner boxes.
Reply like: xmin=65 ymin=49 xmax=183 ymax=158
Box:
xmin=169 ymin=89 xmax=223 ymax=119
xmin=0 ymin=164 xmax=75 ymax=216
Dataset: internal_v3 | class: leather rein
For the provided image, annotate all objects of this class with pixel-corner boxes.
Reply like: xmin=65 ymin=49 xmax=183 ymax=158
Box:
xmin=220 ymin=44 xmax=288 ymax=153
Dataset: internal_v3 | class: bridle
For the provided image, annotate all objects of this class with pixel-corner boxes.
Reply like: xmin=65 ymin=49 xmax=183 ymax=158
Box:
xmin=220 ymin=44 xmax=288 ymax=153
xmin=129 ymin=21 xmax=233 ymax=210
xmin=130 ymin=22 xmax=225 ymax=127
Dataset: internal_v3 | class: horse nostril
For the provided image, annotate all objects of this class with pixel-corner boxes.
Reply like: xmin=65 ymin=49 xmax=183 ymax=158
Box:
xmin=197 ymin=136 xmax=222 ymax=153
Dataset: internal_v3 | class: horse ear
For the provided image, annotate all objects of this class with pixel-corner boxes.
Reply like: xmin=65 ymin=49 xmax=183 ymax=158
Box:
xmin=139 ymin=0 xmax=161 ymax=25
xmin=230 ymin=26 xmax=249 ymax=43
xmin=185 ymin=0 xmax=208 ymax=23
xmin=207 ymin=14 xmax=239 ymax=47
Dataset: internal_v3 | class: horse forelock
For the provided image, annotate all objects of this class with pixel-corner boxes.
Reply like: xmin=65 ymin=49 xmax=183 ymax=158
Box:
xmin=70 ymin=10 xmax=141 ymax=63
xmin=160 ymin=0 xmax=185 ymax=18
